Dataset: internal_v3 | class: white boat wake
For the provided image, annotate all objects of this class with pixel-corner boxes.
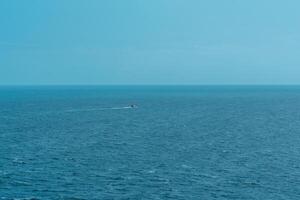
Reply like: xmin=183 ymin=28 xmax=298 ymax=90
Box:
xmin=64 ymin=106 xmax=135 ymax=113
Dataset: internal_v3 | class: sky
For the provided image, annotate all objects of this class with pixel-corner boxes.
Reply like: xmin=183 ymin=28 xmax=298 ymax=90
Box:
xmin=0 ymin=0 xmax=300 ymax=85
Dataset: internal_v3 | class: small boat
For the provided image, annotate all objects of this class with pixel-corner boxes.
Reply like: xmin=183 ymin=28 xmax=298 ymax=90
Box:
xmin=130 ymin=104 xmax=138 ymax=108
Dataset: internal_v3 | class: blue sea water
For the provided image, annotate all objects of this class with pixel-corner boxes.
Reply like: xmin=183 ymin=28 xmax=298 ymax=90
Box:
xmin=1 ymin=86 xmax=300 ymax=200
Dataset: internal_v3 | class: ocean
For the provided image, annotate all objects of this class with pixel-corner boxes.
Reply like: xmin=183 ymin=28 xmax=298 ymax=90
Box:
xmin=1 ymin=86 xmax=300 ymax=199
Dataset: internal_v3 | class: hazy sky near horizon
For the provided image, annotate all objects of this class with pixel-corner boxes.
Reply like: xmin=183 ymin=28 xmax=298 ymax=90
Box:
xmin=1 ymin=0 xmax=300 ymax=85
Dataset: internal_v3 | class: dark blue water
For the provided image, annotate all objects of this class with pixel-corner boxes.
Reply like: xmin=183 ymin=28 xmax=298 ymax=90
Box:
xmin=1 ymin=86 xmax=300 ymax=199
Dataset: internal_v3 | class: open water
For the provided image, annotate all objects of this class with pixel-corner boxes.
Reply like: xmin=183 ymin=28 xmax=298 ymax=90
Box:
xmin=1 ymin=86 xmax=300 ymax=199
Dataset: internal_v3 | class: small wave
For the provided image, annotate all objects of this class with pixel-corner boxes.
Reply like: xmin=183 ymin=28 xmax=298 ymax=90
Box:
xmin=12 ymin=180 xmax=31 ymax=186
xmin=181 ymin=164 xmax=192 ymax=169
xmin=12 ymin=158 xmax=25 ymax=164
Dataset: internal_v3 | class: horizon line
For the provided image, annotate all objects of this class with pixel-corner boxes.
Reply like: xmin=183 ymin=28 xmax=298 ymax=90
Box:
xmin=1 ymin=84 xmax=300 ymax=87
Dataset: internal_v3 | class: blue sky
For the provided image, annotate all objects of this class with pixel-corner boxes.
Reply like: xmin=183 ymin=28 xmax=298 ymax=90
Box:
xmin=1 ymin=0 xmax=300 ymax=85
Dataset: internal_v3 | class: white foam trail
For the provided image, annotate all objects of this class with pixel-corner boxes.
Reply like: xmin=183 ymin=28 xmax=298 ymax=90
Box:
xmin=64 ymin=106 xmax=133 ymax=113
